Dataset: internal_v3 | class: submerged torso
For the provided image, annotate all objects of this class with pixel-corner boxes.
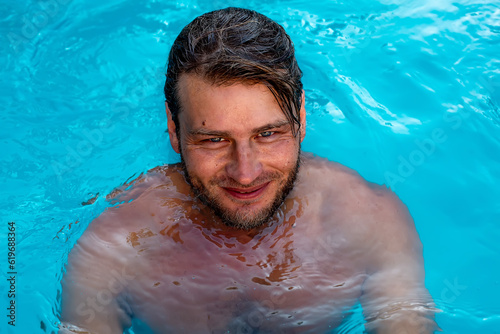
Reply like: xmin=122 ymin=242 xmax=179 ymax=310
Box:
xmin=97 ymin=156 xmax=378 ymax=333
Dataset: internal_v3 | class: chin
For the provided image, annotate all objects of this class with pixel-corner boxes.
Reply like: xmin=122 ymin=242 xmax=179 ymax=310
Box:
xmin=180 ymin=151 xmax=301 ymax=230
xmin=218 ymin=204 xmax=278 ymax=230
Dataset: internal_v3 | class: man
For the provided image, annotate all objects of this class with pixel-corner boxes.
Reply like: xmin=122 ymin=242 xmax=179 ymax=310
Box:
xmin=60 ymin=7 xmax=437 ymax=334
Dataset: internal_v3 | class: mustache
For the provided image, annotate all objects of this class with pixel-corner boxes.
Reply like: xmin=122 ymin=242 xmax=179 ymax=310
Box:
xmin=208 ymin=171 xmax=283 ymax=189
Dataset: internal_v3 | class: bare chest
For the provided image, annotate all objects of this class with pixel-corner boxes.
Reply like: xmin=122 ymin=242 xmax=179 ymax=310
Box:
xmin=123 ymin=220 xmax=366 ymax=333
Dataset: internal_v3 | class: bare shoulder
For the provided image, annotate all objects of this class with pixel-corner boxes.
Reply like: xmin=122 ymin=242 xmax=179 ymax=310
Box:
xmin=81 ymin=164 xmax=187 ymax=246
xmin=299 ymin=152 xmax=387 ymax=201
xmin=61 ymin=166 xmax=185 ymax=333
xmin=105 ymin=164 xmax=184 ymax=204
xmin=299 ymin=153 xmax=420 ymax=246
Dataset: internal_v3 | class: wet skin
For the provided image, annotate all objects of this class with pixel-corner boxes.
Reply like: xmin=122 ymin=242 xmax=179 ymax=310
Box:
xmin=169 ymin=75 xmax=305 ymax=230
xmin=60 ymin=76 xmax=437 ymax=333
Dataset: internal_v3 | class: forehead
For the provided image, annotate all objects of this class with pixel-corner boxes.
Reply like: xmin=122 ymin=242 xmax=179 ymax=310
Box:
xmin=176 ymin=74 xmax=287 ymax=130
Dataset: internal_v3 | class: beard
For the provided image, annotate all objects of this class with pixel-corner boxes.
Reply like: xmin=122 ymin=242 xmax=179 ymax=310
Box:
xmin=180 ymin=152 xmax=301 ymax=230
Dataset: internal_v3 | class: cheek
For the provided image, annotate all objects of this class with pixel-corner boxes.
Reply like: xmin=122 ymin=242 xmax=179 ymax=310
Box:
xmin=261 ymin=139 xmax=300 ymax=168
xmin=182 ymin=147 xmax=226 ymax=179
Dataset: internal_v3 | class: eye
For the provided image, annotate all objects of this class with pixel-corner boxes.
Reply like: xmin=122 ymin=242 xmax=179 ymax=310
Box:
xmin=258 ymin=131 xmax=275 ymax=138
xmin=207 ymin=137 xmax=225 ymax=143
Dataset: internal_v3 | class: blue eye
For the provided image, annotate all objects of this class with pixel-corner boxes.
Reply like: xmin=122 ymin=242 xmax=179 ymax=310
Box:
xmin=209 ymin=137 xmax=223 ymax=142
xmin=259 ymin=131 xmax=274 ymax=137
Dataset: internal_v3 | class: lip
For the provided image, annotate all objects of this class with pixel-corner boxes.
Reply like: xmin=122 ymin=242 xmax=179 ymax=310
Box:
xmin=223 ymin=182 xmax=270 ymax=200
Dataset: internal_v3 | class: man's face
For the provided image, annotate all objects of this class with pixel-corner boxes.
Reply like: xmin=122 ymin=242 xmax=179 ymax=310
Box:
xmin=167 ymin=74 xmax=306 ymax=229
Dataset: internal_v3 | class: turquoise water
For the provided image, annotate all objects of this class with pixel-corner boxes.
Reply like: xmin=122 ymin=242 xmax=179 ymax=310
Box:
xmin=1 ymin=0 xmax=499 ymax=333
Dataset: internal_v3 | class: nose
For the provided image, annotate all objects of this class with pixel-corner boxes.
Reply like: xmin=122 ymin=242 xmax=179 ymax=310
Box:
xmin=225 ymin=141 xmax=263 ymax=185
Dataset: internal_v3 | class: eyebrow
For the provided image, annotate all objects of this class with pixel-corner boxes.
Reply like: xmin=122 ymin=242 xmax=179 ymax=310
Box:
xmin=188 ymin=120 xmax=291 ymax=137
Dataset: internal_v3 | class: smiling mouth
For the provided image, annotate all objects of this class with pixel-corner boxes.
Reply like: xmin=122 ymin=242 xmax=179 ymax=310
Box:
xmin=223 ymin=182 xmax=270 ymax=200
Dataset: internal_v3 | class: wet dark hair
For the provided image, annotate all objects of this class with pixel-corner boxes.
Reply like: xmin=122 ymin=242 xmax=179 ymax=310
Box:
xmin=164 ymin=7 xmax=303 ymax=138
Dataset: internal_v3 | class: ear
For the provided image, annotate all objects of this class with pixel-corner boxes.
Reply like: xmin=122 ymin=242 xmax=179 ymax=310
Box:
xmin=165 ymin=102 xmax=181 ymax=154
xmin=299 ymin=90 xmax=306 ymax=142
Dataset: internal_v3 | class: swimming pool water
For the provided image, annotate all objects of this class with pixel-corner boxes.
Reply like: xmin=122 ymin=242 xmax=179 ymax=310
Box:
xmin=1 ymin=0 xmax=499 ymax=333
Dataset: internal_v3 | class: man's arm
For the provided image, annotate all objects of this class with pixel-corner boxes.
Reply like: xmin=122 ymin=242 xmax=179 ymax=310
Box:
xmin=60 ymin=211 xmax=134 ymax=334
xmin=359 ymin=189 xmax=439 ymax=333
